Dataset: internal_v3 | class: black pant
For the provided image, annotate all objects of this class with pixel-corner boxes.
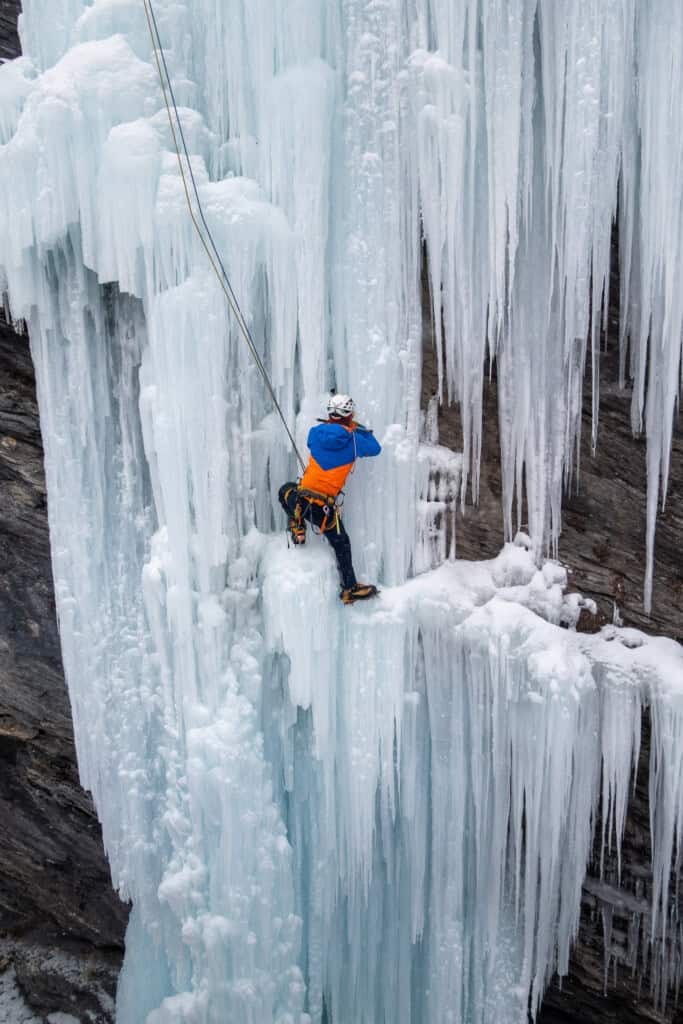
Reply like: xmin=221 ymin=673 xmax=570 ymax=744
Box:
xmin=278 ymin=483 xmax=357 ymax=590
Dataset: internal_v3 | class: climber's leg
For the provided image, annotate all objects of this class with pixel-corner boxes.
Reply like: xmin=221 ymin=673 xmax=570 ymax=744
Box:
xmin=278 ymin=482 xmax=298 ymax=515
xmin=278 ymin=483 xmax=307 ymax=545
xmin=324 ymin=518 xmax=357 ymax=591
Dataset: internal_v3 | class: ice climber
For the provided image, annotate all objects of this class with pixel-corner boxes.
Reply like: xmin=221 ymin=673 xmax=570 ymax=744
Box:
xmin=278 ymin=394 xmax=381 ymax=605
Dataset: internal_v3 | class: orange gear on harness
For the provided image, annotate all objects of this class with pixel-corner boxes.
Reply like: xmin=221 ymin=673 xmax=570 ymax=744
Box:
xmin=295 ymin=487 xmax=342 ymax=534
xmin=283 ymin=485 xmax=307 ymax=545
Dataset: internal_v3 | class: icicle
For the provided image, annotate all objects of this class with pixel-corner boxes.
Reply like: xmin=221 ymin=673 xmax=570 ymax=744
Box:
xmin=623 ymin=1 xmax=683 ymax=614
xmin=0 ymin=3 xmax=682 ymax=1022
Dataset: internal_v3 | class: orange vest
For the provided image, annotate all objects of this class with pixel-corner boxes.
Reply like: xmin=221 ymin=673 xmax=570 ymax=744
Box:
xmin=300 ymin=456 xmax=354 ymax=498
xmin=300 ymin=422 xmax=357 ymax=498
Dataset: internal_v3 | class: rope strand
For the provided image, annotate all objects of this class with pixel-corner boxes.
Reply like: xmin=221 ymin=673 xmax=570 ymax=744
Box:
xmin=142 ymin=0 xmax=306 ymax=472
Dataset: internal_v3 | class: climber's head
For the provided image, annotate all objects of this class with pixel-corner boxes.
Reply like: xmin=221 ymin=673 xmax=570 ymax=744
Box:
xmin=327 ymin=393 xmax=355 ymax=423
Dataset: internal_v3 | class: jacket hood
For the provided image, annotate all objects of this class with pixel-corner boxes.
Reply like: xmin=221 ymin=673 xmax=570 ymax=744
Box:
xmin=312 ymin=422 xmax=353 ymax=450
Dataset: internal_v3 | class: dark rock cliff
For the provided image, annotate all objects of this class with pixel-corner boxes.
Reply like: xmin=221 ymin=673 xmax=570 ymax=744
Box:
xmin=0 ymin=8 xmax=127 ymax=1019
xmin=0 ymin=316 xmax=129 ymax=1022
xmin=0 ymin=0 xmax=19 ymax=61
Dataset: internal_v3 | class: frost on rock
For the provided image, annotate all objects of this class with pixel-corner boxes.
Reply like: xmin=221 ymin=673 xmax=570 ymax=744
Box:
xmin=0 ymin=1 xmax=682 ymax=1022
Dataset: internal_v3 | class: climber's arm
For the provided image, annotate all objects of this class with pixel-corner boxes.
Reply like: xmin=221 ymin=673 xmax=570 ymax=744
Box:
xmin=353 ymin=425 xmax=381 ymax=458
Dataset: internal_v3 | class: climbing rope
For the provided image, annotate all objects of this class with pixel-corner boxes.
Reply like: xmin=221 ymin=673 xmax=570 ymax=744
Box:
xmin=142 ymin=0 xmax=306 ymax=473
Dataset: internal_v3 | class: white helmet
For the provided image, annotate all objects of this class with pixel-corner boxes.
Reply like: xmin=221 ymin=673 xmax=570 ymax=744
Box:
xmin=327 ymin=393 xmax=355 ymax=419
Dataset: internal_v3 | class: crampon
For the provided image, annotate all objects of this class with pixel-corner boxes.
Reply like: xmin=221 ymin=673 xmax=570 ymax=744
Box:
xmin=287 ymin=517 xmax=306 ymax=546
xmin=340 ymin=583 xmax=378 ymax=605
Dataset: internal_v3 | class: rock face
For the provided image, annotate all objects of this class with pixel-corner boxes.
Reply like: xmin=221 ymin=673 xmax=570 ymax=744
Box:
xmin=0 ymin=9 xmax=127 ymax=1021
xmin=0 ymin=0 xmax=19 ymax=62
xmin=0 ymin=316 xmax=128 ymax=1022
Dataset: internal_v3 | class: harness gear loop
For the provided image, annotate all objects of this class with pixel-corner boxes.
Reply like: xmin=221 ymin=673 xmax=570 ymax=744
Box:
xmin=293 ymin=486 xmax=343 ymax=535
xmin=296 ymin=486 xmax=338 ymax=506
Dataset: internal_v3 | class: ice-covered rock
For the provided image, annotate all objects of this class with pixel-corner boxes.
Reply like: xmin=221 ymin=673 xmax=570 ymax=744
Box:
xmin=0 ymin=1 xmax=681 ymax=1022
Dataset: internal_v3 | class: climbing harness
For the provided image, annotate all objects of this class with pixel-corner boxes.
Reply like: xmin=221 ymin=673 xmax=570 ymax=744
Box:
xmin=142 ymin=0 xmax=306 ymax=474
xmin=283 ymin=484 xmax=344 ymax=542
xmin=296 ymin=487 xmax=343 ymax=534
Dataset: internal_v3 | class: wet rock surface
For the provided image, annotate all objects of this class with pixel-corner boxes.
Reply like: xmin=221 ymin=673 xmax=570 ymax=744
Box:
xmin=0 ymin=315 xmax=128 ymax=1022
xmin=0 ymin=0 xmax=19 ymax=62
xmin=0 ymin=10 xmax=126 ymax=1021
xmin=1 ymin=936 xmax=119 ymax=1024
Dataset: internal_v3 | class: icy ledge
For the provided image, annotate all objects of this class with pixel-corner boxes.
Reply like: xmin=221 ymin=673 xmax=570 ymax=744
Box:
xmin=259 ymin=536 xmax=683 ymax=1023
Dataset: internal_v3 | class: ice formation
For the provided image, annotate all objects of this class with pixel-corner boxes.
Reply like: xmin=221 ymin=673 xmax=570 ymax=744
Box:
xmin=0 ymin=1 xmax=681 ymax=1022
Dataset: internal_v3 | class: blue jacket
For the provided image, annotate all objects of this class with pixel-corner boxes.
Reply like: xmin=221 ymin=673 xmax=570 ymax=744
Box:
xmin=299 ymin=421 xmax=381 ymax=496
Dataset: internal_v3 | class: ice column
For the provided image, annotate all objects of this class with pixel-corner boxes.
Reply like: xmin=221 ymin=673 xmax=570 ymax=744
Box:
xmin=0 ymin=4 xmax=306 ymax=1020
xmin=0 ymin=2 xmax=682 ymax=1023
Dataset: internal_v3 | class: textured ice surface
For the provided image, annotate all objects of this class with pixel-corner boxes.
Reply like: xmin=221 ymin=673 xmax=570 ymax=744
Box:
xmin=0 ymin=1 xmax=682 ymax=1022
xmin=262 ymin=538 xmax=683 ymax=1021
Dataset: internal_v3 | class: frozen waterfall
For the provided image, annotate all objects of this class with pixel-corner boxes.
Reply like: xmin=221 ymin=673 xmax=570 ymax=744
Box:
xmin=0 ymin=1 xmax=682 ymax=1021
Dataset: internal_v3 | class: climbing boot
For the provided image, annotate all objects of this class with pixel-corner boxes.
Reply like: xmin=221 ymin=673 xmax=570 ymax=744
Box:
xmin=288 ymin=517 xmax=306 ymax=546
xmin=340 ymin=583 xmax=378 ymax=605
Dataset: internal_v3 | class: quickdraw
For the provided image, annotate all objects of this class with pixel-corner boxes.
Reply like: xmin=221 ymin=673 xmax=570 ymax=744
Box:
xmin=320 ymin=505 xmax=342 ymax=535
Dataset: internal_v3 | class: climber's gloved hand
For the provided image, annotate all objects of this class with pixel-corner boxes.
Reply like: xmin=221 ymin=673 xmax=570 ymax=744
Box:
xmin=351 ymin=421 xmax=372 ymax=434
